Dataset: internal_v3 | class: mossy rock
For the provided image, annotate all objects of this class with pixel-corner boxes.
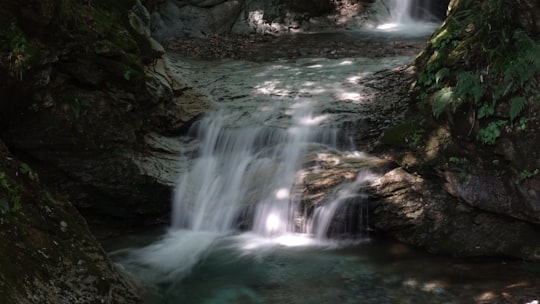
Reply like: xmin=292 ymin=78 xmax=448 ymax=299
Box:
xmin=0 ymin=141 xmax=139 ymax=303
xmin=381 ymin=120 xmax=426 ymax=148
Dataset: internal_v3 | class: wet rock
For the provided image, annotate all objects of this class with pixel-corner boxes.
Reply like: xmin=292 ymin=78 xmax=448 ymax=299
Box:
xmin=443 ymin=171 xmax=540 ymax=224
xmin=150 ymin=0 xmax=372 ymax=40
xmin=151 ymin=0 xmax=244 ymax=40
xmin=369 ymin=168 xmax=540 ymax=260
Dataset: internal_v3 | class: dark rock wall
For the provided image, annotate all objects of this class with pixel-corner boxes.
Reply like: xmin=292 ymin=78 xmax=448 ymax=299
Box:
xmin=0 ymin=0 xmax=211 ymax=223
xmin=371 ymin=0 xmax=540 ymax=260
xmin=0 ymin=140 xmax=140 ymax=303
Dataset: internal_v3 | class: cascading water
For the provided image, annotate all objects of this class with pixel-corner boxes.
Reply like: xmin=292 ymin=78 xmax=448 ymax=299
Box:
xmin=171 ymin=100 xmax=341 ymax=236
xmin=110 ymin=54 xmax=415 ymax=289
xmin=308 ymin=170 xmax=375 ymax=239
xmin=370 ymin=0 xmax=445 ymax=35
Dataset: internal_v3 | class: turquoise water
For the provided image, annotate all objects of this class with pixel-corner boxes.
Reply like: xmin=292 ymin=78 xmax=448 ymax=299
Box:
xmin=108 ymin=231 xmax=540 ymax=304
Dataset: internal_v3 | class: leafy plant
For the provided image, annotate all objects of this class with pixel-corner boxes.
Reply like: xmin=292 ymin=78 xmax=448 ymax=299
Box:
xmin=509 ymin=96 xmax=527 ymax=122
xmin=20 ymin=163 xmax=39 ymax=182
xmin=414 ymin=0 xmax=540 ymax=145
xmin=123 ymin=70 xmax=131 ymax=81
xmin=448 ymin=156 xmax=470 ymax=182
xmin=518 ymin=169 xmax=539 ymax=182
xmin=477 ymin=120 xmax=507 ymax=145
xmin=449 ymin=156 xmax=468 ymax=166
xmin=3 ymin=23 xmax=38 ymax=80
xmin=432 ymin=87 xmax=454 ymax=117
xmin=0 ymin=171 xmax=21 ymax=212
xmin=518 ymin=117 xmax=528 ymax=131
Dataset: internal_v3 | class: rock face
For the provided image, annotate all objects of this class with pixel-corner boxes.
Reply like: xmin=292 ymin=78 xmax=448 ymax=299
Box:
xmin=149 ymin=0 xmax=369 ymax=41
xmin=409 ymin=0 xmax=450 ymax=21
xmin=369 ymin=168 xmax=540 ymax=260
xmin=0 ymin=140 xmax=139 ymax=303
xmin=370 ymin=0 xmax=540 ymax=260
xmin=0 ymin=1 xmax=211 ymax=221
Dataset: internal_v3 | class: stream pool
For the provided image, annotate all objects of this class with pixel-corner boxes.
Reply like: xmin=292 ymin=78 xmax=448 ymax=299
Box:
xmin=107 ymin=231 xmax=540 ymax=304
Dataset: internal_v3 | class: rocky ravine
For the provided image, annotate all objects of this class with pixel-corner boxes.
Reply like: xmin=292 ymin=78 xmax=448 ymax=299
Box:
xmin=1 ymin=0 xmax=212 ymax=225
xmin=3 ymin=0 xmax=539 ymax=262
xmin=1 ymin=2 xmax=540 ymax=303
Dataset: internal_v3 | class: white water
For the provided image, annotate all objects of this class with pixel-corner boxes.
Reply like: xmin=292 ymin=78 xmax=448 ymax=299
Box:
xmin=370 ymin=0 xmax=440 ymax=35
xmin=309 ymin=170 xmax=376 ymax=239
xmin=111 ymin=54 xmax=414 ymax=292
xmin=162 ymin=54 xmax=413 ymax=243
xmin=171 ymin=101 xmax=340 ymax=236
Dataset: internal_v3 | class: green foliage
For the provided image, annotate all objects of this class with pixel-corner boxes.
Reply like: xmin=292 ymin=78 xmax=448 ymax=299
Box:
xmin=123 ymin=70 xmax=131 ymax=81
xmin=477 ymin=120 xmax=507 ymax=145
xmin=0 ymin=171 xmax=21 ymax=212
xmin=414 ymin=0 xmax=540 ymax=145
xmin=448 ymin=156 xmax=470 ymax=182
xmin=54 ymin=0 xmax=83 ymax=26
xmin=509 ymin=96 xmax=527 ymax=121
xmin=1 ymin=23 xmax=39 ymax=80
xmin=408 ymin=133 xmax=422 ymax=146
xmin=449 ymin=156 xmax=468 ymax=166
xmin=458 ymin=72 xmax=486 ymax=102
xmin=432 ymin=87 xmax=454 ymax=117
xmin=20 ymin=163 xmax=39 ymax=182
xmin=518 ymin=117 xmax=528 ymax=131
xmin=518 ymin=169 xmax=539 ymax=182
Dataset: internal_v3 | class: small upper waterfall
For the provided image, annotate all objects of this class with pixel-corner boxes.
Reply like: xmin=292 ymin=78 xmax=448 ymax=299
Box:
xmin=370 ymin=0 xmax=446 ymax=34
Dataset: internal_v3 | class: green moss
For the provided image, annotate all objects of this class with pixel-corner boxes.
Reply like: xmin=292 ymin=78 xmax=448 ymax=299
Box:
xmin=381 ymin=120 xmax=425 ymax=148
xmin=414 ymin=0 xmax=540 ymax=139
xmin=0 ymin=171 xmax=21 ymax=212
xmin=0 ymin=23 xmax=40 ymax=81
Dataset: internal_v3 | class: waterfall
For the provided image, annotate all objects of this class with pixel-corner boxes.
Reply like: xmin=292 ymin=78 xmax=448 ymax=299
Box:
xmin=113 ymin=55 xmax=415 ymax=286
xmin=308 ymin=170 xmax=375 ymax=239
xmin=386 ymin=0 xmax=413 ymax=25
xmin=171 ymin=100 xmax=343 ymax=237
xmin=371 ymin=0 xmax=445 ymax=33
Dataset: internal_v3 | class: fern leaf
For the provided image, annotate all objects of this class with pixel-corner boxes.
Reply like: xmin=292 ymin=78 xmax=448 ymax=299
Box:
xmin=509 ymin=96 xmax=527 ymax=121
xmin=478 ymin=102 xmax=495 ymax=119
xmin=435 ymin=68 xmax=450 ymax=84
xmin=433 ymin=87 xmax=454 ymax=118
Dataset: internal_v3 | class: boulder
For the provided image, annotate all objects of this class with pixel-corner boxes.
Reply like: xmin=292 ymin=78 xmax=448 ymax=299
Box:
xmin=369 ymin=168 xmax=540 ymax=260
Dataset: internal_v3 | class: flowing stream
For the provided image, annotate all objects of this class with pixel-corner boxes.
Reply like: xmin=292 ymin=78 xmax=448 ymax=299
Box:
xmin=108 ymin=2 xmax=539 ymax=303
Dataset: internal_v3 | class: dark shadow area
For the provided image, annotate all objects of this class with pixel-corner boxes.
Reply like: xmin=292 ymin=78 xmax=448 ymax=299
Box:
xmin=410 ymin=0 xmax=451 ymax=21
